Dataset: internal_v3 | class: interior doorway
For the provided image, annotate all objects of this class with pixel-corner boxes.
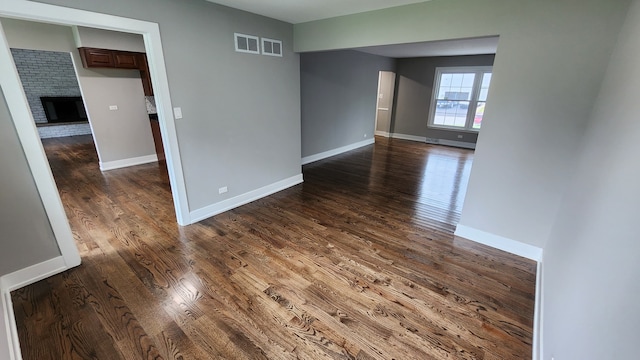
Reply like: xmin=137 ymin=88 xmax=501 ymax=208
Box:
xmin=0 ymin=1 xmax=191 ymax=281
xmin=374 ymin=71 xmax=396 ymax=138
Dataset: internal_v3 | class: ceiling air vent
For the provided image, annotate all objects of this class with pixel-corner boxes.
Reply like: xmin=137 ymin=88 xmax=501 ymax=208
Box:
xmin=234 ymin=33 xmax=260 ymax=54
xmin=262 ymin=38 xmax=283 ymax=57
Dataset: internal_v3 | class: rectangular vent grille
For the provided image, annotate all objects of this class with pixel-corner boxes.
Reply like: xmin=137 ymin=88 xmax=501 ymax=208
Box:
xmin=262 ymin=38 xmax=283 ymax=57
xmin=234 ymin=33 xmax=260 ymax=54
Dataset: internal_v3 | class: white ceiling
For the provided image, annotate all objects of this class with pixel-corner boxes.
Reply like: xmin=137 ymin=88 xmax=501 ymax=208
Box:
xmin=206 ymin=0 xmax=431 ymax=24
xmin=355 ymin=36 xmax=500 ymax=58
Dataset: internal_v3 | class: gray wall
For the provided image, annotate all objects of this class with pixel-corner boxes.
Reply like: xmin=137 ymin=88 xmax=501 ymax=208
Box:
xmin=0 ymin=87 xmax=60 ymax=276
xmin=2 ymin=18 xmax=156 ymax=165
xmin=392 ymin=54 xmax=495 ymax=143
xmin=542 ymin=0 xmax=640 ymax=357
xmin=294 ymin=0 xmax=629 ymax=249
xmin=32 ymin=0 xmax=302 ymax=211
xmin=300 ymin=49 xmax=394 ymax=158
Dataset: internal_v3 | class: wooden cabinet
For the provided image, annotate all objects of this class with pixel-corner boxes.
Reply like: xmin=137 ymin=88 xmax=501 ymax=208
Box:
xmin=78 ymin=47 xmax=115 ymax=68
xmin=137 ymin=54 xmax=153 ymax=96
xmin=78 ymin=47 xmax=153 ymax=95
xmin=113 ymin=52 xmax=139 ymax=69
xmin=149 ymin=116 xmax=165 ymax=161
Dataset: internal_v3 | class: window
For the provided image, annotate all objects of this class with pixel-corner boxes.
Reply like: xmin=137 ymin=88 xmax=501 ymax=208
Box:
xmin=428 ymin=66 xmax=492 ymax=131
xmin=234 ymin=33 xmax=260 ymax=54
xmin=262 ymin=38 xmax=283 ymax=57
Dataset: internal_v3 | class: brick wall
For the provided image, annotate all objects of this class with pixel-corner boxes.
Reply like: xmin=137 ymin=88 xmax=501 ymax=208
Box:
xmin=38 ymin=123 xmax=93 ymax=139
xmin=11 ymin=48 xmax=92 ymax=138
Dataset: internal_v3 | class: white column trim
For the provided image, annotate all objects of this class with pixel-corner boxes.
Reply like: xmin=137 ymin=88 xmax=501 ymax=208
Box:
xmin=189 ymin=174 xmax=303 ymax=223
xmin=454 ymin=224 xmax=543 ymax=261
xmin=302 ymin=138 xmax=374 ymax=165
xmin=100 ymin=154 xmax=158 ymax=171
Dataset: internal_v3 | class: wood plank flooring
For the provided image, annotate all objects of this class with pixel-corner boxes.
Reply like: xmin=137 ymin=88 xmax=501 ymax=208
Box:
xmin=11 ymin=135 xmax=536 ymax=359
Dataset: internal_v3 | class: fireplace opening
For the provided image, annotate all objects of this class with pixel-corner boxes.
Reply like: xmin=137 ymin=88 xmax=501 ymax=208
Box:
xmin=40 ymin=96 xmax=88 ymax=124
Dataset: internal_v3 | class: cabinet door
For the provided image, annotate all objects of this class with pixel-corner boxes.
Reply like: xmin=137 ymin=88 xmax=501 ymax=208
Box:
xmin=114 ymin=52 xmax=139 ymax=69
xmin=79 ymin=48 xmax=115 ymax=68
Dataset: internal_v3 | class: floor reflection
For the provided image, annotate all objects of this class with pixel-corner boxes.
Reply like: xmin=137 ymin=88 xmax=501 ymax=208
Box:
xmin=365 ymin=137 xmax=474 ymax=228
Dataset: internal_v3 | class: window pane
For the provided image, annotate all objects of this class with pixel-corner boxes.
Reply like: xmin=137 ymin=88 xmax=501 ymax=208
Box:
xmin=479 ymin=72 xmax=492 ymax=101
xmin=434 ymin=100 xmax=468 ymax=127
xmin=440 ymin=73 xmax=453 ymax=87
xmin=472 ymin=101 xmax=486 ymax=129
xmin=482 ymin=72 xmax=492 ymax=87
xmin=450 ymin=74 xmax=464 ymax=87
xmin=437 ymin=73 xmax=475 ymax=102
xmin=461 ymin=73 xmax=475 ymax=87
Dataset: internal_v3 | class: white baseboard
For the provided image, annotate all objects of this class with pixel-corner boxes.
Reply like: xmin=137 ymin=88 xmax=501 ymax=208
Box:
xmin=374 ymin=130 xmax=390 ymax=137
xmin=0 ymin=256 xmax=71 ymax=360
xmin=301 ymin=138 xmax=374 ymax=165
xmin=390 ymin=133 xmax=427 ymax=142
xmin=426 ymin=138 xmax=476 ymax=150
xmin=454 ymin=224 xmax=543 ymax=262
xmin=189 ymin=174 xmax=304 ymax=224
xmin=100 ymin=154 xmax=158 ymax=171
xmin=2 ymin=291 xmax=19 ymax=360
xmin=533 ymin=261 xmax=543 ymax=360
xmin=0 ymin=257 xmax=67 ymax=292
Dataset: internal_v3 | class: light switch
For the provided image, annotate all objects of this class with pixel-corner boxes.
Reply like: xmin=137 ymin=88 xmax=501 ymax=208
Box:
xmin=173 ymin=107 xmax=183 ymax=119
xmin=109 ymin=105 xmax=118 ymax=110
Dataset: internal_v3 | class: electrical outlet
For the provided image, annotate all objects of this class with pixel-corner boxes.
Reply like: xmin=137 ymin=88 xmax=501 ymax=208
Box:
xmin=173 ymin=107 xmax=183 ymax=119
xmin=364 ymin=133 xmax=367 ymax=138
xmin=109 ymin=105 xmax=118 ymax=110
xmin=218 ymin=186 xmax=228 ymax=194
xmin=457 ymin=134 xmax=463 ymax=139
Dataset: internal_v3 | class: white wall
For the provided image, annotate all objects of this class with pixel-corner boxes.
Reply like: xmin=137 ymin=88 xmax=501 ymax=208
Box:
xmin=294 ymin=0 xmax=629 ymax=249
xmin=1 ymin=18 xmax=156 ymax=167
xmin=541 ymin=0 xmax=640 ymax=357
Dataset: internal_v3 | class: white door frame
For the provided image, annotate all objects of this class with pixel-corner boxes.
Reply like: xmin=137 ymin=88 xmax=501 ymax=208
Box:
xmin=0 ymin=0 xmax=191 ymax=270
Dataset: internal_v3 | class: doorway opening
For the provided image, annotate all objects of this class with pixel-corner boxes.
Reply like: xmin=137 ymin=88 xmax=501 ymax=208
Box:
xmin=374 ymin=70 xmax=396 ymax=138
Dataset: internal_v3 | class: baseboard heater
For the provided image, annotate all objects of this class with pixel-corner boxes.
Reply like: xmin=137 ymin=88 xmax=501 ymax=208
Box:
xmin=425 ymin=138 xmax=476 ymax=150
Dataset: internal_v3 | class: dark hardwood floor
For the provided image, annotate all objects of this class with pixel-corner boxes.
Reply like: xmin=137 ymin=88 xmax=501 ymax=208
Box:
xmin=12 ymin=135 xmax=536 ymax=359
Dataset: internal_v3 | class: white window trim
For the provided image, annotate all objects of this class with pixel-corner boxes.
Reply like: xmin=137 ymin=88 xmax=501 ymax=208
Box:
xmin=261 ymin=37 xmax=283 ymax=57
xmin=427 ymin=66 xmax=493 ymax=132
xmin=234 ymin=33 xmax=260 ymax=54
